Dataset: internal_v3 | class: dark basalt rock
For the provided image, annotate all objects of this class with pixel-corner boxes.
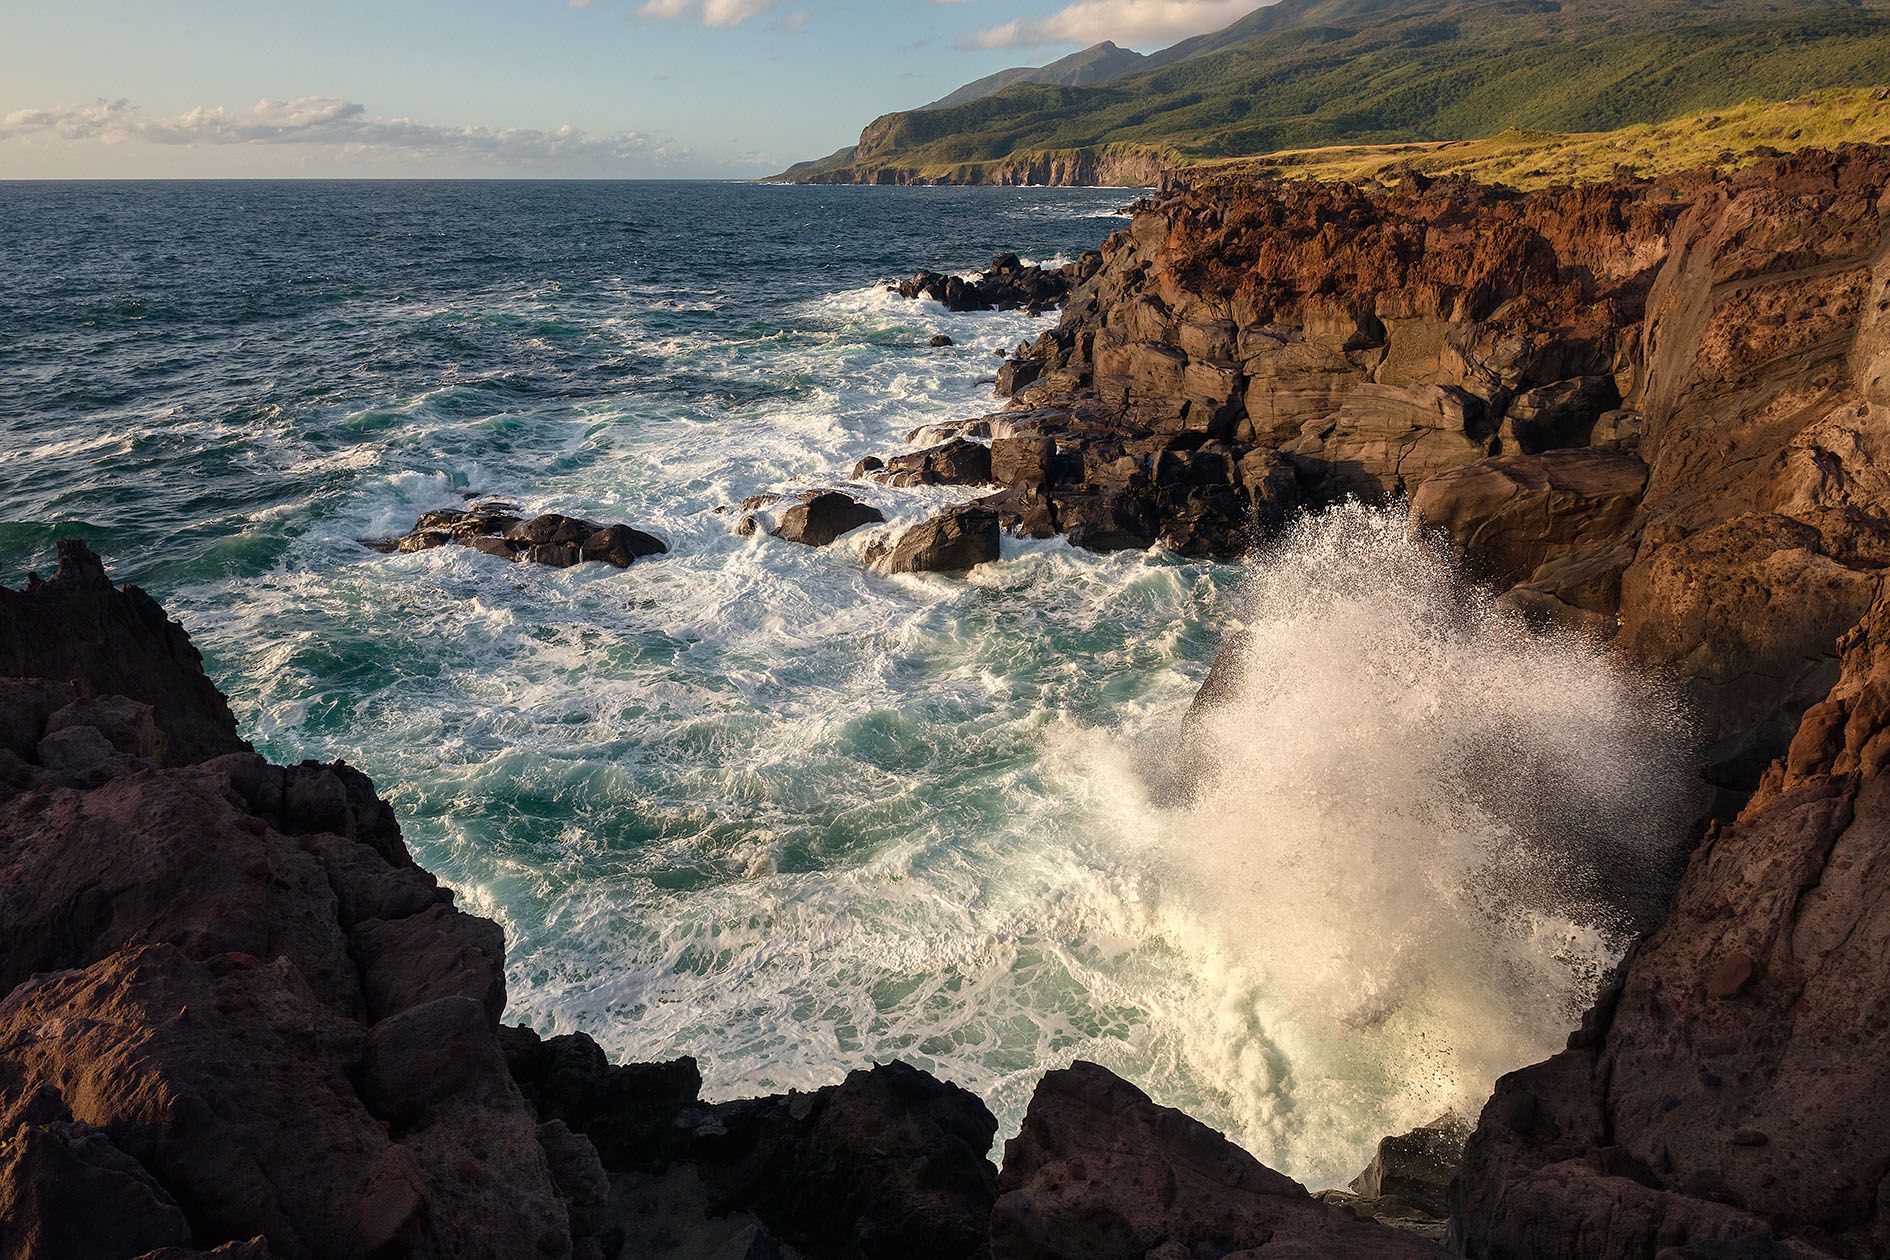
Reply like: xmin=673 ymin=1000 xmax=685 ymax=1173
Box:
xmin=772 ymin=491 xmax=886 ymax=547
xmin=370 ymin=503 xmax=666 ymax=570
xmin=892 ymin=252 xmax=1092 ymax=314
xmin=865 ymin=506 xmax=1000 ymax=575
xmin=0 ymin=540 xmax=247 ymax=764
xmin=991 ymin=1062 xmax=1446 ymax=1259
xmin=871 ymin=437 xmax=994 ymax=488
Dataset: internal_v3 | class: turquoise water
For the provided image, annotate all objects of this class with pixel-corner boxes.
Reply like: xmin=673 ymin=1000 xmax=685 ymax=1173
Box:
xmin=0 ymin=181 xmax=1690 ymax=1187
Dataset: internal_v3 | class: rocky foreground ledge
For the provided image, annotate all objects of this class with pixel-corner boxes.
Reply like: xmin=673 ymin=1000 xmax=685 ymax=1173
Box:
xmin=0 ymin=542 xmax=1446 ymax=1259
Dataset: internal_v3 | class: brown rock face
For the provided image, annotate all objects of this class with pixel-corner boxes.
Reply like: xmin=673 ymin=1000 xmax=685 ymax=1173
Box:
xmin=0 ymin=539 xmax=246 ymax=764
xmin=990 ymin=1062 xmax=1446 ymax=1260
xmin=1452 ymin=589 xmax=1890 ymax=1259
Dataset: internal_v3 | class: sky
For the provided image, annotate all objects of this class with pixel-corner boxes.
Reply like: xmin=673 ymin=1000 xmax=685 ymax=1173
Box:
xmin=0 ymin=0 xmax=1268 ymax=179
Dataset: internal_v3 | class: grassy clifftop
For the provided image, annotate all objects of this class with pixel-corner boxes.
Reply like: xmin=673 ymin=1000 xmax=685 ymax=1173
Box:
xmin=1187 ymin=86 xmax=1890 ymax=189
xmin=785 ymin=0 xmax=1890 ymax=184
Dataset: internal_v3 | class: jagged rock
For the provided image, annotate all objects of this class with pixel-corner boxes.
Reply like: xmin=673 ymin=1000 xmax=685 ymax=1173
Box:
xmin=0 ymin=540 xmax=247 ymax=764
xmin=990 ymin=1062 xmax=1446 ymax=1259
xmin=371 ymin=504 xmax=666 ymax=570
xmin=1452 ymin=588 xmax=1890 ymax=1259
xmin=1346 ymin=1114 xmax=1472 ymax=1220
xmin=771 ymin=491 xmax=885 ymax=547
xmin=687 ymin=1062 xmax=999 ymax=1260
xmin=865 ymin=506 xmax=1000 ymax=575
xmin=895 ymin=254 xmax=1076 ymax=313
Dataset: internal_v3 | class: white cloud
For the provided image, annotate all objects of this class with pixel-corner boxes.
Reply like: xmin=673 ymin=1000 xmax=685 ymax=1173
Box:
xmin=636 ymin=0 xmax=774 ymax=27
xmin=0 ymin=97 xmax=679 ymax=172
xmin=965 ymin=0 xmax=1260 ymax=50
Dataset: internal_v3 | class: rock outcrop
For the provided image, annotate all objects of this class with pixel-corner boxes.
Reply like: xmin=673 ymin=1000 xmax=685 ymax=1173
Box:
xmin=1453 ymin=587 xmax=1890 ymax=1259
xmin=370 ymin=502 xmax=667 ymax=570
xmin=893 ymin=252 xmax=1102 ymax=314
xmin=904 ymin=147 xmax=1890 ymax=782
xmin=990 ymin=1062 xmax=1446 ymax=1259
xmin=865 ymin=505 xmax=1001 ymax=575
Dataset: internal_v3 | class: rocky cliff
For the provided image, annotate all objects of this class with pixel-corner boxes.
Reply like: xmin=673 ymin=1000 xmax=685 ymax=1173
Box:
xmin=0 ymin=546 xmax=1443 ymax=1258
xmin=894 ymin=144 xmax=1890 ymax=1257
xmin=893 ymin=146 xmax=1890 ymax=792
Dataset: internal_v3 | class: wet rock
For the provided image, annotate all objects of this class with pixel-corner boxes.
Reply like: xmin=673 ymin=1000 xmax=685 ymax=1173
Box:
xmin=772 ymin=491 xmax=885 ymax=547
xmin=930 ymin=334 xmax=955 ymax=347
xmin=870 ymin=438 xmax=993 ymax=487
xmin=865 ymin=506 xmax=1000 ymax=574
xmin=1346 ymin=1113 xmax=1471 ymax=1220
xmin=894 ymin=253 xmax=1076 ymax=314
xmin=372 ymin=504 xmax=666 ymax=570
xmin=1410 ymin=449 xmax=1647 ymax=589
xmin=990 ymin=1061 xmax=1446 ymax=1259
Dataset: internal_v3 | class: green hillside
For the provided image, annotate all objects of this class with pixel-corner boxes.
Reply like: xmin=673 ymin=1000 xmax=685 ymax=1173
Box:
xmin=784 ymin=0 xmax=1890 ymax=182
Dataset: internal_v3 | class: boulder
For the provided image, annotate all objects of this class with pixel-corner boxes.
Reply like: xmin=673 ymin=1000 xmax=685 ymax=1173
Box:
xmin=371 ymin=505 xmax=665 ymax=570
xmin=770 ymin=491 xmax=885 ymax=547
xmin=870 ymin=439 xmax=993 ymax=488
xmin=930 ymin=334 xmax=955 ymax=348
xmin=687 ymin=1062 xmax=999 ymax=1260
xmin=990 ymin=1062 xmax=1446 ymax=1260
xmin=865 ymin=506 xmax=1000 ymax=575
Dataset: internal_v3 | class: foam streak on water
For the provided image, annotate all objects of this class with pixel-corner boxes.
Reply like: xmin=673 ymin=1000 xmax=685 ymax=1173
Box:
xmin=0 ymin=182 xmax=1691 ymax=1188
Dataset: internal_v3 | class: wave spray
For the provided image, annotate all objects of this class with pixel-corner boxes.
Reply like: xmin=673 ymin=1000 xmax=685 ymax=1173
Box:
xmin=1113 ymin=503 xmax=1696 ymax=1183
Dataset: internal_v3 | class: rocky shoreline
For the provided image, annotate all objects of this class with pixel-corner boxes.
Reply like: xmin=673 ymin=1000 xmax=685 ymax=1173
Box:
xmin=0 ymin=544 xmax=1452 ymax=1259
xmin=7 ymin=144 xmax=1890 ymax=1259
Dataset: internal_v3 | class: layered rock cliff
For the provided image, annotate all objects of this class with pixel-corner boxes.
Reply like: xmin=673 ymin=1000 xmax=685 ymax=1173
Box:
xmin=913 ymin=146 xmax=1890 ymax=792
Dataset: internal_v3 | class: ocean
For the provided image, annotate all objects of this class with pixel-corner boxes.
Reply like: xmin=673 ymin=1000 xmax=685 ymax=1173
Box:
xmin=0 ymin=180 xmax=1689 ymax=1187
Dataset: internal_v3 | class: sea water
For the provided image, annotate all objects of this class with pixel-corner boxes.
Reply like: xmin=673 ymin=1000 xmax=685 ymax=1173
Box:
xmin=0 ymin=180 xmax=1693 ymax=1187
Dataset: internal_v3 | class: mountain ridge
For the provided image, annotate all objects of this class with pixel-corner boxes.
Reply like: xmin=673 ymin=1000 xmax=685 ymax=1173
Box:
xmin=779 ymin=0 xmax=1890 ymax=185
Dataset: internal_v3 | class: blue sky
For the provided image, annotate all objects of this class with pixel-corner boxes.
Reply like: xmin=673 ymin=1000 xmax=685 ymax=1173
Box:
xmin=0 ymin=0 xmax=1264 ymax=178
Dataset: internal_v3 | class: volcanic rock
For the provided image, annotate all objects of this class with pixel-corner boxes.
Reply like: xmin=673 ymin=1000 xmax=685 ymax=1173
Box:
xmin=372 ymin=503 xmax=666 ymax=570
xmin=1452 ymin=587 xmax=1890 ymax=1259
xmin=865 ymin=506 xmax=1000 ymax=574
xmin=770 ymin=490 xmax=886 ymax=547
xmin=990 ymin=1061 xmax=1446 ymax=1259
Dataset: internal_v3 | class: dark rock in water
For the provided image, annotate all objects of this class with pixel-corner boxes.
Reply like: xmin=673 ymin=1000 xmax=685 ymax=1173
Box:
xmin=371 ymin=504 xmax=666 ymax=570
xmin=870 ymin=437 xmax=994 ymax=488
xmin=772 ymin=490 xmax=885 ymax=547
xmin=1344 ymin=1113 xmax=1471 ymax=1222
xmin=866 ymin=506 xmax=1000 ymax=574
xmin=990 ymin=1062 xmax=1447 ymax=1259
xmin=0 ymin=539 xmax=248 ymax=764
xmin=930 ymin=334 xmax=955 ymax=347
xmin=851 ymin=455 xmax=884 ymax=479
xmin=894 ymin=253 xmax=1078 ymax=314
